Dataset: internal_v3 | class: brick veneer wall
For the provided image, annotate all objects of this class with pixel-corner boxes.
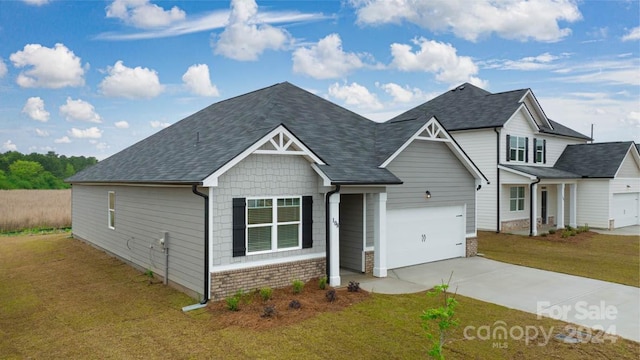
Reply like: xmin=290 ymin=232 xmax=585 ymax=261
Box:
xmin=501 ymin=216 xmax=556 ymax=232
xmin=466 ymin=237 xmax=477 ymax=257
xmin=210 ymin=257 xmax=326 ymax=300
xmin=364 ymin=250 xmax=374 ymax=274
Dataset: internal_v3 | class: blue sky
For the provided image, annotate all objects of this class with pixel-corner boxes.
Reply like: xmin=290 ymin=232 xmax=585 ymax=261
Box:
xmin=0 ymin=0 xmax=638 ymax=159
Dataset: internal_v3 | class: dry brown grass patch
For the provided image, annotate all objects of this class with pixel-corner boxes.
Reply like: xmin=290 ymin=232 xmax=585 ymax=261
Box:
xmin=0 ymin=189 xmax=71 ymax=232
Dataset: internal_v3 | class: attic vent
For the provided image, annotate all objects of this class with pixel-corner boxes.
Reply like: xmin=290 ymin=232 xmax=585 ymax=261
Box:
xmin=458 ymin=85 xmax=465 ymax=91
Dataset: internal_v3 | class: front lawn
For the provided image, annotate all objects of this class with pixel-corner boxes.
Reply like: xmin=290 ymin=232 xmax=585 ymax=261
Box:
xmin=1 ymin=234 xmax=638 ymax=359
xmin=478 ymin=231 xmax=640 ymax=287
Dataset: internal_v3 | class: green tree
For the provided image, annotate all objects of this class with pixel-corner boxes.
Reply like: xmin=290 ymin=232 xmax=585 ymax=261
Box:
xmin=9 ymin=160 xmax=44 ymax=180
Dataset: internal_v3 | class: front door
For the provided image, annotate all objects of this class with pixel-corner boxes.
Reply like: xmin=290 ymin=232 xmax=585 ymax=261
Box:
xmin=541 ymin=189 xmax=548 ymax=224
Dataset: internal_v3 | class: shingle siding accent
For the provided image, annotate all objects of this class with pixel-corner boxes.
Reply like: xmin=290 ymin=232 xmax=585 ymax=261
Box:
xmin=210 ymin=258 xmax=325 ymax=300
xmin=212 ymin=154 xmax=325 ymax=267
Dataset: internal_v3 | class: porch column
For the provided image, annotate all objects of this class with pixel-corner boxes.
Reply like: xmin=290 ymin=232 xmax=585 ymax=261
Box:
xmin=531 ymin=183 xmax=538 ymax=236
xmin=329 ymin=192 xmax=341 ymax=287
xmin=569 ymin=183 xmax=577 ymax=227
xmin=373 ymin=192 xmax=387 ymax=278
xmin=556 ymin=184 xmax=565 ymax=229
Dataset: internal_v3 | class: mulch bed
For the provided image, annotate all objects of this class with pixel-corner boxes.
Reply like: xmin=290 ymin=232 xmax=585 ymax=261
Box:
xmin=535 ymin=229 xmax=596 ymax=243
xmin=207 ymin=278 xmax=369 ymax=330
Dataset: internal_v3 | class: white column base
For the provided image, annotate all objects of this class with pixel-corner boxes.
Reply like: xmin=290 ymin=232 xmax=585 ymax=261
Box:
xmin=329 ymin=275 xmax=341 ymax=287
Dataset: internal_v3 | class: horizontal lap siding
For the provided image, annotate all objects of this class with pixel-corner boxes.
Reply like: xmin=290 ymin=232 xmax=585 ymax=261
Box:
xmin=213 ymin=154 xmax=325 ymax=267
xmin=72 ymin=185 xmax=204 ymax=294
xmin=386 ymin=140 xmax=476 ymax=234
xmin=576 ymin=180 xmax=610 ymax=228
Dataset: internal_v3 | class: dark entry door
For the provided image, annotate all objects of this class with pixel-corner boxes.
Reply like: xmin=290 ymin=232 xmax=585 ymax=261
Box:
xmin=541 ymin=189 xmax=547 ymax=224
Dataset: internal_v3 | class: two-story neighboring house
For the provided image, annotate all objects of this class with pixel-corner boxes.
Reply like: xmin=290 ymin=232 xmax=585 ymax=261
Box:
xmin=389 ymin=83 xmax=640 ymax=234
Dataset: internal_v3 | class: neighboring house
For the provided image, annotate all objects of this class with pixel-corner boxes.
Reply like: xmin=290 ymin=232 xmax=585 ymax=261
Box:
xmin=67 ymin=82 xmax=486 ymax=302
xmin=391 ymin=83 xmax=640 ymax=234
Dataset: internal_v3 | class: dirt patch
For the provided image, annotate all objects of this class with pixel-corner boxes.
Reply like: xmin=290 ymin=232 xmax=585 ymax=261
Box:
xmin=208 ymin=279 xmax=369 ymax=330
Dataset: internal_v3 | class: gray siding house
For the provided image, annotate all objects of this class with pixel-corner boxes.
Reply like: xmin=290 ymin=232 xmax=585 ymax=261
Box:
xmin=67 ymin=82 xmax=486 ymax=302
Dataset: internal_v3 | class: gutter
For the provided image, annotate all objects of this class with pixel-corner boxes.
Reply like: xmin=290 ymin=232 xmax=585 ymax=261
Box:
xmin=183 ymin=184 xmax=210 ymax=312
xmin=529 ymin=177 xmax=541 ymax=237
xmin=325 ymin=184 xmax=340 ymax=279
xmin=494 ymin=127 xmax=501 ymax=233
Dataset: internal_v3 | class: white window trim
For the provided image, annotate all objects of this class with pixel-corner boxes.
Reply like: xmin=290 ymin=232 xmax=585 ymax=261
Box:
xmin=509 ymin=136 xmax=526 ymax=162
xmin=246 ymin=196 xmax=302 ymax=255
xmin=509 ymin=186 xmax=525 ymax=212
xmin=108 ymin=191 xmax=115 ymax=230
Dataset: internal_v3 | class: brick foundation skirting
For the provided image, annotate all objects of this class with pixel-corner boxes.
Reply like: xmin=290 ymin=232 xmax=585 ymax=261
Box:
xmin=210 ymin=257 xmax=326 ymax=300
xmin=501 ymin=217 xmax=556 ymax=232
xmin=364 ymin=251 xmax=374 ymax=274
xmin=465 ymin=237 xmax=477 ymax=257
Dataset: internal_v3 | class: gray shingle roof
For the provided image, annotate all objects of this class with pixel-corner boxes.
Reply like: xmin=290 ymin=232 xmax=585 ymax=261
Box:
xmin=501 ymin=164 xmax=581 ymax=179
xmin=67 ymin=82 xmax=407 ymax=185
xmin=389 ymin=83 xmax=590 ymax=140
xmin=554 ymin=141 xmax=636 ymax=178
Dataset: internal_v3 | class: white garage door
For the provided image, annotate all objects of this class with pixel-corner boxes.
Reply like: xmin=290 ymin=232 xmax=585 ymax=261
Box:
xmin=387 ymin=205 xmax=465 ymax=269
xmin=613 ymin=193 xmax=639 ymax=228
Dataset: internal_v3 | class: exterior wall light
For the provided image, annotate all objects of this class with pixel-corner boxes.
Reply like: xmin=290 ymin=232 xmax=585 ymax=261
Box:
xmin=425 ymin=190 xmax=431 ymax=199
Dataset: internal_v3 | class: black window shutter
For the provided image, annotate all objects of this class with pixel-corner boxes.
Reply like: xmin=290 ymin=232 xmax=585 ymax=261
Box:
xmin=533 ymin=138 xmax=537 ymax=163
xmin=232 ymin=198 xmax=246 ymax=257
xmin=302 ymin=196 xmax=313 ymax=249
xmin=506 ymin=134 xmax=511 ymax=162
xmin=525 ymin=137 xmax=529 ymax=163
xmin=543 ymin=139 xmax=547 ymax=164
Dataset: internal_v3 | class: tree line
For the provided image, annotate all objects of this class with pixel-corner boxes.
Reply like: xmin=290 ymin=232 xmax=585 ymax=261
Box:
xmin=0 ymin=151 xmax=97 ymax=189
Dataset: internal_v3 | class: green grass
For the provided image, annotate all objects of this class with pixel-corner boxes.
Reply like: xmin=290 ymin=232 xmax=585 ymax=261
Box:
xmin=478 ymin=231 xmax=640 ymax=287
xmin=1 ymin=233 xmax=638 ymax=359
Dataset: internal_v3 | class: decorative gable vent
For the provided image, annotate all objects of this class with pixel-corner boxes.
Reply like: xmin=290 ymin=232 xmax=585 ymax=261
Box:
xmin=254 ymin=130 xmax=305 ymax=155
xmin=416 ymin=119 xmax=448 ymax=142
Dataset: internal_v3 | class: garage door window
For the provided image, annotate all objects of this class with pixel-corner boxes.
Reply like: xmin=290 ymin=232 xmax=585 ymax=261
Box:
xmin=510 ymin=186 xmax=525 ymax=211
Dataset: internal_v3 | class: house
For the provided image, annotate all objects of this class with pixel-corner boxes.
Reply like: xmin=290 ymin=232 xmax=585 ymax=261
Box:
xmin=391 ymin=83 xmax=640 ymax=234
xmin=67 ymin=82 xmax=486 ymax=302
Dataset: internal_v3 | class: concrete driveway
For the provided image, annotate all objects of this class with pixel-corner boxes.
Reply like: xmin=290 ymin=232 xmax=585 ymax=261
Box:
xmin=348 ymin=257 xmax=640 ymax=342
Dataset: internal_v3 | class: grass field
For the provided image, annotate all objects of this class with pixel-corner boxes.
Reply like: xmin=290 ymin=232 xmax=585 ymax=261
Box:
xmin=477 ymin=231 xmax=640 ymax=287
xmin=0 ymin=189 xmax=71 ymax=232
xmin=1 ymin=233 xmax=638 ymax=359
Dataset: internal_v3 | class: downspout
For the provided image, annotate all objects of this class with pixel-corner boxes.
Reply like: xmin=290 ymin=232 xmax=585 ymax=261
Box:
xmin=494 ymin=127 xmax=501 ymax=233
xmin=325 ymin=184 xmax=340 ymax=279
xmin=183 ymin=184 xmax=209 ymax=311
xmin=529 ymin=178 xmax=541 ymax=237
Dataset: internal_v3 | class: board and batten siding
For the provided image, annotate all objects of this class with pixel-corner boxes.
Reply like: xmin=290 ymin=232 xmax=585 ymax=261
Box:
xmin=212 ymin=154 xmax=325 ymax=267
xmin=339 ymin=194 xmax=364 ymax=272
xmin=72 ymin=185 xmax=205 ymax=295
xmin=386 ymin=140 xmax=476 ymax=234
xmin=451 ymin=129 xmax=497 ymax=231
xmin=575 ymin=180 xmax=610 ymax=228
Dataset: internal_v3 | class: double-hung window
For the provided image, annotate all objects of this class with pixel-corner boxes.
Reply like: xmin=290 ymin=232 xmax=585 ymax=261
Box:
xmin=108 ymin=191 xmax=116 ymax=229
xmin=247 ymin=197 xmax=301 ymax=253
xmin=534 ymin=138 xmax=546 ymax=163
xmin=509 ymin=136 xmax=527 ymax=162
xmin=509 ymin=186 xmax=525 ymax=212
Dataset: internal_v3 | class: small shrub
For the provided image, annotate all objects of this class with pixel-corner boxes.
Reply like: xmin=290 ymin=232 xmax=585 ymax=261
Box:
xmin=541 ymin=233 xmax=547 ymax=237
xmin=226 ymin=296 xmax=240 ymax=311
xmin=565 ymin=225 xmax=573 ymax=231
xmin=292 ymin=279 xmax=304 ymax=294
xmin=548 ymin=228 xmax=556 ymax=234
xmin=347 ymin=280 xmax=360 ymax=292
xmin=259 ymin=287 xmax=273 ymax=301
xmin=261 ymin=305 xmax=276 ymax=318
xmin=289 ymin=300 xmax=301 ymax=309
xmin=577 ymin=225 xmax=589 ymax=233
xmin=318 ymin=276 xmax=328 ymax=290
xmin=561 ymin=230 xmax=570 ymax=238
xmin=144 ymin=269 xmax=154 ymax=284
xmin=326 ymin=289 xmax=337 ymax=302
xmin=570 ymin=230 xmax=577 ymax=236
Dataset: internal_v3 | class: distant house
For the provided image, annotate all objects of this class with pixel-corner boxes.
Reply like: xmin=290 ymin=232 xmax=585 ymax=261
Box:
xmin=393 ymin=83 xmax=640 ymax=234
xmin=67 ymin=82 xmax=486 ymax=302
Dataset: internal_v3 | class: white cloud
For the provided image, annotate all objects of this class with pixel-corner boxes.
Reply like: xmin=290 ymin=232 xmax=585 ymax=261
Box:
xmin=114 ymin=120 xmax=130 ymax=129
xmin=292 ymin=33 xmax=365 ymax=79
xmin=22 ymin=97 xmax=50 ymax=122
xmin=59 ymin=97 xmax=102 ymax=123
xmin=351 ymin=0 xmax=581 ymax=42
xmin=9 ymin=43 xmax=85 ymax=88
xmin=68 ymin=127 xmax=103 ymax=139
xmin=99 ymin=60 xmax=164 ymax=99
xmin=390 ymin=37 xmax=486 ymax=87
xmin=0 ymin=58 xmax=7 ymax=78
xmin=22 ymin=0 xmax=49 ymax=5
xmin=106 ymin=0 xmax=186 ymax=28
xmin=328 ymin=82 xmax=382 ymax=110
xmin=213 ymin=0 xmax=291 ymax=61
xmin=35 ymin=128 xmax=49 ymax=137
xmin=2 ymin=140 xmax=18 ymax=151
xmin=622 ymin=27 xmax=640 ymax=41
xmin=150 ymin=120 xmax=170 ymax=128
xmin=95 ymin=142 xmax=110 ymax=150
xmin=377 ymin=82 xmax=428 ymax=103
xmin=182 ymin=64 xmax=219 ymax=97
xmin=556 ymin=58 xmax=640 ymax=86
xmin=54 ymin=136 xmax=71 ymax=144
xmin=483 ymin=52 xmax=567 ymax=71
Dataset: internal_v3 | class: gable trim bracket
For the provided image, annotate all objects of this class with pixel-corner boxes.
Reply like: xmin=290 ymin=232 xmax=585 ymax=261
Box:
xmin=380 ymin=116 xmax=488 ymax=184
xmin=202 ymin=124 xmax=325 ymax=187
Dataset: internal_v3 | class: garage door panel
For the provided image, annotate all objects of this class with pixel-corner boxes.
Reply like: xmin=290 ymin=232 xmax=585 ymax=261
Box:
xmin=387 ymin=205 xmax=465 ymax=269
xmin=613 ymin=193 xmax=639 ymax=228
